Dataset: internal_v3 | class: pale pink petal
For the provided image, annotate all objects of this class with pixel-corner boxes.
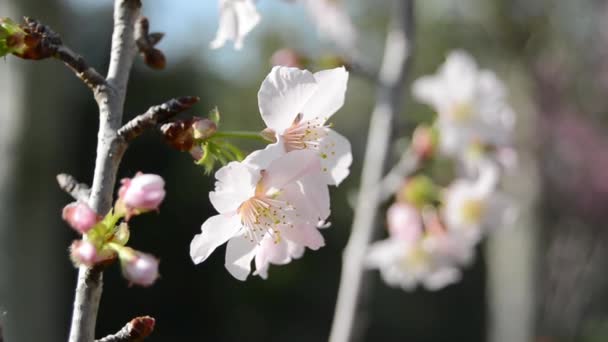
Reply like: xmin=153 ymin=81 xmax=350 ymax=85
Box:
xmin=253 ymin=233 xmax=291 ymax=279
xmin=261 ymin=149 xmax=321 ymax=191
xmin=225 ymin=233 xmax=258 ymax=280
xmin=282 ymin=223 xmax=325 ymax=250
xmin=300 ymin=67 xmax=349 ymax=123
xmin=209 ymin=161 xmax=258 ymax=213
xmin=287 ymin=241 xmax=305 ymax=259
xmin=242 ymin=141 xmax=286 ymax=171
xmin=386 ymin=203 xmax=422 ymax=243
xmin=190 ymin=214 xmax=242 ymax=264
xmin=297 ymin=175 xmax=330 ymax=222
xmin=258 ymin=67 xmax=318 ymax=133
xmin=317 ymin=129 xmax=352 ymax=186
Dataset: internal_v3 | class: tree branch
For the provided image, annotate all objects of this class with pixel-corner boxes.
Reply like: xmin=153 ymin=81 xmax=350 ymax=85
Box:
xmin=118 ymin=96 xmax=200 ymax=142
xmin=57 ymin=173 xmax=91 ymax=202
xmin=329 ymin=1 xmax=414 ymax=342
xmin=95 ymin=316 xmax=155 ymax=342
xmin=378 ymin=149 xmax=420 ymax=202
xmin=68 ymin=1 xmax=141 ymax=342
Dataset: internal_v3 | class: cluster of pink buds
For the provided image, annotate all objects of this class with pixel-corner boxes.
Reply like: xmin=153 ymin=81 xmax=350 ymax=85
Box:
xmin=61 ymin=173 xmax=165 ymax=287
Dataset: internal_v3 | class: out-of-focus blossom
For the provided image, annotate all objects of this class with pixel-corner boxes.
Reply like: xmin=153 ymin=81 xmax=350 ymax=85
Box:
xmin=254 ymin=66 xmax=352 ymax=185
xmin=303 ymin=0 xmax=357 ymax=51
xmin=120 ymin=249 xmax=160 ymax=287
xmin=62 ymin=202 xmax=100 ymax=234
xmin=366 ymin=205 xmax=472 ymax=291
xmin=118 ymin=173 xmax=166 ymax=217
xmin=386 ymin=203 xmax=422 ymax=242
xmin=211 ymin=0 xmax=261 ymax=50
xmin=190 ymin=149 xmax=330 ymax=280
xmin=412 ymin=50 xmax=515 ymax=158
xmin=442 ymin=162 xmax=516 ymax=243
xmin=271 ymin=48 xmax=303 ymax=68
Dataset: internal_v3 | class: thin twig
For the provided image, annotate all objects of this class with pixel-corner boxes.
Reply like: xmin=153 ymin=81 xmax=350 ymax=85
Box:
xmin=57 ymin=173 xmax=92 ymax=203
xmin=378 ymin=149 xmax=420 ymax=202
xmin=95 ymin=316 xmax=155 ymax=342
xmin=329 ymin=1 xmax=414 ymax=342
xmin=22 ymin=18 xmax=107 ymax=92
xmin=68 ymin=1 xmax=141 ymax=342
xmin=118 ymin=96 xmax=200 ymax=142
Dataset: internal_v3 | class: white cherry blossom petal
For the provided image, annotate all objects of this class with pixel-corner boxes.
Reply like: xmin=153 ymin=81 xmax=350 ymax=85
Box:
xmin=242 ymin=141 xmax=286 ymax=171
xmin=258 ymin=67 xmax=318 ymax=133
xmin=225 ymin=233 xmax=258 ymax=280
xmin=209 ymin=161 xmax=258 ymax=213
xmin=190 ymin=214 xmax=242 ymax=264
xmin=282 ymin=223 xmax=325 ymax=250
xmin=211 ymin=0 xmax=261 ymax=50
xmin=297 ymin=175 xmax=331 ymax=222
xmin=300 ymin=67 xmax=349 ymax=123
xmin=253 ymin=234 xmax=290 ymax=279
xmin=317 ymin=129 xmax=352 ymax=186
xmin=261 ymin=149 xmax=321 ymax=191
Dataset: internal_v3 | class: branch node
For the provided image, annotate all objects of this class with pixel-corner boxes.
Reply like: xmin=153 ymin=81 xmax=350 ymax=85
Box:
xmin=57 ymin=173 xmax=91 ymax=203
xmin=96 ymin=316 xmax=155 ymax=342
xmin=135 ymin=16 xmax=166 ymax=70
xmin=118 ymin=96 xmax=200 ymax=142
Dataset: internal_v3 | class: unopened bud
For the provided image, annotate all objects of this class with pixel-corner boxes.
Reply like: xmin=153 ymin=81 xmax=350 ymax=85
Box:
xmin=62 ymin=202 xmax=100 ymax=234
xmin=143 ymin=48 xmax=166 ymax=70
xmin=189 ymin=145 xmax=205 ymax=161
xmin=121 ymin=249 xmax=159 ymax=287
xmin=70 ymin=240 xmax=98 ymax=266
xmin=161 ymin=120 xmax=195 ymax=152
xmin=412 ymin=125 xmax=438 ymax=159
xmin=0 ymin=18 xmax=27 ymax=57
xmin=399 ymin=175 xmax=438 ymax=209
xmin=192 ymin=118 xmax=217 ymax=139
xmin=271 ymin=48 xmax=303 ymax=68
xmin=118 ymin=173 xmax=166 ymax=217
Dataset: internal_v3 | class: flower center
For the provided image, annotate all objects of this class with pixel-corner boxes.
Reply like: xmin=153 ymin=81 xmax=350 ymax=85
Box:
xmin=460 ymin=199 xmax=484 ymax=225
xmin=450 ymin=102 xmax=474 ymax=122
xmin=282 ymin=113 xmax=329 ymax=152
xmin=237 ymin=194 xmax=293 ymax=244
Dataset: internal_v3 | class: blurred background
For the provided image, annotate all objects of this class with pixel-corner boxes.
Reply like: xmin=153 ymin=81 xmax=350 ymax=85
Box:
xmin=0 ymin=0 xmax=607 ymax=341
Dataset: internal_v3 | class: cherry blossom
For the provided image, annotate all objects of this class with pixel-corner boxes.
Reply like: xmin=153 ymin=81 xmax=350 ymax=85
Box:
xmin=211 ymin=0 xmax=261 ymax=50
xmin=412 ymin=50 xmax=515 ymax=157
xmin=255 ymin=66 xmax=352 ymax=186
xmin=442 ymin=161 xmax=516 ymax=243
xmin=303 ymin=0 xmax=357 ymax=51
xmin=190 ymin=148 xmax=330 ymax=280
xmin=366 ymin=203 xmax=472 ymax=291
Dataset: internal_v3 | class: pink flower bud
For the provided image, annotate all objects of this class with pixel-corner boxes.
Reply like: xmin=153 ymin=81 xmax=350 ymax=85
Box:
xmin=70 ymin=240 xmax=98 ymax=266
xmin=386 ymin=203 xmax=422 ymax=243
xmin=271 ymin=49 xmax=302 ymax=68
xmin=122 ymin=252 xmax=159 ymax=287
xmin=62 ymin=202 xmax=99 ymax=234
xmin=119 ymin=173 xmax=166 ymax=212
xmin=412 ymin=125 xmax=438 ymax=160
xmin=192 ymin=118 xmax=217 ymax=140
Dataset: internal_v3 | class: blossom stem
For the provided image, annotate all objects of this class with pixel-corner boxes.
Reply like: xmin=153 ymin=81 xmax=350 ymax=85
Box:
xmin=214 ymin=130 xmax=268 ymax=143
